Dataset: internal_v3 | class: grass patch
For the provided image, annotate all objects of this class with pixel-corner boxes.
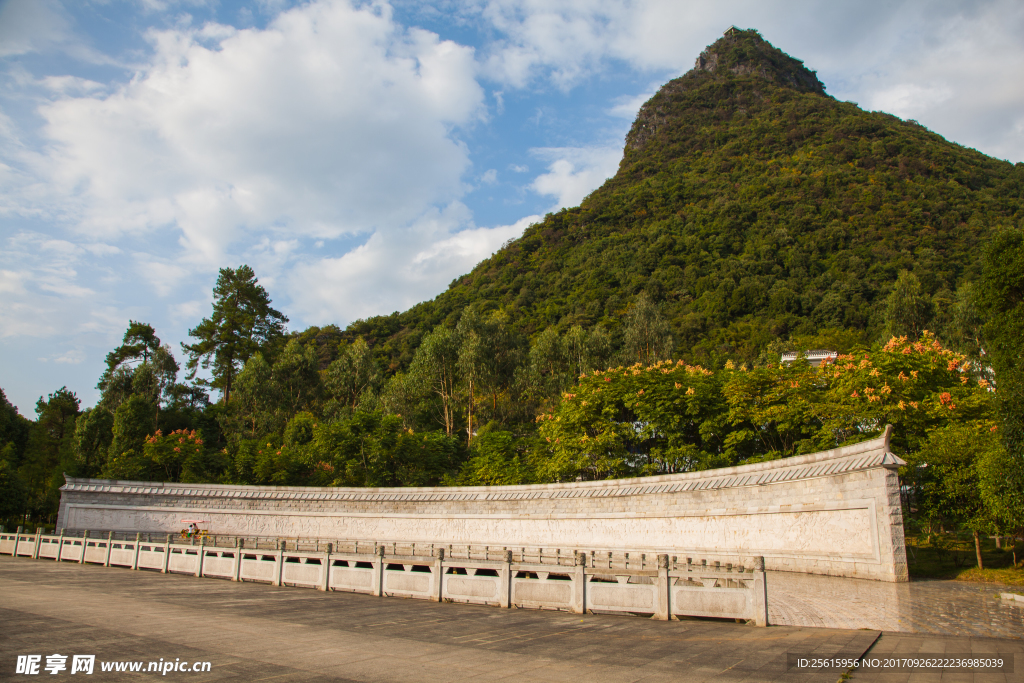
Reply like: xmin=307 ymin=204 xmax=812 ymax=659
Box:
xmin=905 ymin=533 xmax=1024 ymax=584
xmin=953 ymin=567 xmax=1024 ymax=587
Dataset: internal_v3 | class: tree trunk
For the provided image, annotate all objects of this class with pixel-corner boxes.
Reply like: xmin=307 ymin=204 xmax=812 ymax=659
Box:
xmin=973 ymin=529 xmax=984 ymax=570
xmin=467 ymin=379 xmax=474 ymax=444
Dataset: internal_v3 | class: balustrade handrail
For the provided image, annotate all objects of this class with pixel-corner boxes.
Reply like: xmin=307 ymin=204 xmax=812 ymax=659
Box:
xmin=0 ymin=527 xmax=768 ymax=626
xmin=1 ymin=527 xmax=762 ymax=574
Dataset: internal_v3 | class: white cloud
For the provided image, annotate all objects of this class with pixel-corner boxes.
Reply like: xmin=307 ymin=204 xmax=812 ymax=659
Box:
xmin=529 ymin=145 xmax=622 ymax=210
xmin=846 ymin=1 xmax=1024 ymax=162
xmin=288 ymin=207 xmax=540 ymax=322
xmin=52 ymin=349 xmax=85 ymax=364
xmin=23 ymin=0 xmax=485 ymax=271
xmin=607 ymin=87 xmax=659 ymax=119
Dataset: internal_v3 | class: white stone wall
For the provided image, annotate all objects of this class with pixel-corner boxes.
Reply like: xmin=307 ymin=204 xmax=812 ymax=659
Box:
xmin=57 ymin=428 xmax=909 ymax=581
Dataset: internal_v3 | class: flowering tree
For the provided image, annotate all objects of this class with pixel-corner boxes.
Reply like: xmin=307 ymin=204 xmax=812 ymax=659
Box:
xmin=536 ymin=334 xmax=998 ymax=483
xmin=537 ymin=359 xmax=728 ymax=481
xmin=143 ymin=430 xmax=204 ymax=482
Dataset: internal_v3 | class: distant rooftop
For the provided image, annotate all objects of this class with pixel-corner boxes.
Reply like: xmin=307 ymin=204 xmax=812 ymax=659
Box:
xmin=780 ymin=350 xmax=838 ymax=368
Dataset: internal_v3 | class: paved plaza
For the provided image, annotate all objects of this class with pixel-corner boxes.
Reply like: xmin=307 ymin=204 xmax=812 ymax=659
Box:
xmin=767 ymin=572 xmax=1024 ymax=638
xmin=1 ymin=556 xmax=1021 ymax=682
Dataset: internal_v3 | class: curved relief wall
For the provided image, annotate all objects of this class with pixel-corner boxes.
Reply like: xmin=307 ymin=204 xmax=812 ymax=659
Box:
xmin=57 ymin=428 xmax=908 ymax=582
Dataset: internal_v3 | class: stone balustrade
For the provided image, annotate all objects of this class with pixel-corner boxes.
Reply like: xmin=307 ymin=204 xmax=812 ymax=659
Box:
xmin=0 ymin=529 xmax=767 ymax=626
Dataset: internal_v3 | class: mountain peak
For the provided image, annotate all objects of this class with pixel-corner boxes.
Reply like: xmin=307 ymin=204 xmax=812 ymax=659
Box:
xmin=693 ymin=28 xmax=825 ymax=95
xmin=624 ymin=28 xmax=826 ymax=153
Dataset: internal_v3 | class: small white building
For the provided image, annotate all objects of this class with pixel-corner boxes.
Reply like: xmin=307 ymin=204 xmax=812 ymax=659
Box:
xmin=780 ymin=349 xmax=838 ymax=368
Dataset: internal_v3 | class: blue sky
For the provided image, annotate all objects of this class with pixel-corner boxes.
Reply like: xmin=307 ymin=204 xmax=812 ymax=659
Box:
xmin=2 ymin=0 xmax=1023 ymax=415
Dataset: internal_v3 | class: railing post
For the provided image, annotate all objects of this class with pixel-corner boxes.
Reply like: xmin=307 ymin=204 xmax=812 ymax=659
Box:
xmin=752 ymin=556 xmax=768 ymax=627
xmin=32 ymin=528 xmax=42 ymax=559
xmin=571 ymin=552 xmax=587 ymax=614
xmin=320 ymin=542 xmax=332 ymax=592
xmin=373 ymin=545 xmax=385 ymax=597
xmin=196 ymin=536 xmax=206 ymax=577
xmin=79 ymin=530 xmax=89 ymax=564
xmin=132 ymin=533 xmax=141 ymax=570
xmin=273 ymin=540 xmax=285 ymax=587
xmin=655 ymin=554 xmax=670 ymax=621
xmin=103 ymin=531 xmax=113 ymax=567
xmin=433 ymin=547 xmax=445 ymax=602
xmin=162 ymin=534 xmax=171 ymax=573
xmin=500 ymin=550 xmax=513 ymax=608
xmin=232 ymin=538 xmax=243 ymax=582
xmin=56 ymin=529 xmax=64 ymax=562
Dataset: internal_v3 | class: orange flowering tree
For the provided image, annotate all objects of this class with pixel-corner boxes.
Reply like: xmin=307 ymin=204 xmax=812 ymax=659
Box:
xmin=142 ymin=429 xmax=205 ymax=481
xmin=536 ymin=334 xmax=998 ymax=482
xmin=816 ymin=333 xmax=995 ymax=455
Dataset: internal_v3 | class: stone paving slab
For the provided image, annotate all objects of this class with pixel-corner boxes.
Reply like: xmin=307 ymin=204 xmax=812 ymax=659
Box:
xmin=851 ymin=632 xmax=1023 ymax=683
xmin=769 ymin=573 xmax=1024 ymax=638
xmin=1 ymin=556 xmax=877 ymax=683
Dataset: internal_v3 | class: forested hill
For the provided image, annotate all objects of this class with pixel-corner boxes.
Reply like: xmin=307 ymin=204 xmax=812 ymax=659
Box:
xmin=349 ymin=27 xmax=1024 ymax=368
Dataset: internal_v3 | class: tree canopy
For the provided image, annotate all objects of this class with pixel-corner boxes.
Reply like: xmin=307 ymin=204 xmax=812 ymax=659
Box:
xmin=182 ymin=265 xmax=288 ymax=403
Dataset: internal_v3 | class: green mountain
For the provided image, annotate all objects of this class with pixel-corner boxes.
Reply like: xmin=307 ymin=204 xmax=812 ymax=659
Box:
xmin=346 ymin=28 xmax=1024 ymax=368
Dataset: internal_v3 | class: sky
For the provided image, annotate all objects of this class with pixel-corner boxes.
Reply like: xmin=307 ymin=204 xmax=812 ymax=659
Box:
xmin=1 ymin=0 xmax=1023 ymax=416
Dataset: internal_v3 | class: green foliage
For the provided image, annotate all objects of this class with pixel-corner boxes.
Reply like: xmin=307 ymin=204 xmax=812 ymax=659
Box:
xmin=406 ymin=326 xmax=461 ymax=435
xmin=222 ymin=352 xmax=283 ymax=441
xmin=105 ymin=395 xmax=157 ymax=473
xmin=456 ymin=429 xmax=533 ymax=486
xmin=273 ymin=339 xmax=321 ymax=416
xmin=884 ymin=271 xmax=932 ymax=340
xmin=72 ymin=407 xmax=114 ymax=476
xmin=230 ymin=411 xmax=463 ymax=488
xmin=977 ymin=444 xmax=1024 ymax=536
xmin=620 ymin=293 xmax=674 ymax=365
xmin=905 ymin=424 xmax=1000 ymax=534
xmin=324 ymin=338 xmax=379 ymax=418
xmin=0 ymin=387 xmax=30 ymax=462
xmin=979 ymin=228 xmax=1024 ymax=464
xmin=0 ymin=458 xmax=27 ymax=522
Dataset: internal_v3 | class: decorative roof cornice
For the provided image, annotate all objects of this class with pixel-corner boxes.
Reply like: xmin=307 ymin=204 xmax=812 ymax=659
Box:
xmin=61 ymin=427 xmax=903 ymax=503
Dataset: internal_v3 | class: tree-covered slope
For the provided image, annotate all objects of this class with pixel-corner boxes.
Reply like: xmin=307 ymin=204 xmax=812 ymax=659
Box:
xmin=350 ymin=28 xmax=1024 ymax=367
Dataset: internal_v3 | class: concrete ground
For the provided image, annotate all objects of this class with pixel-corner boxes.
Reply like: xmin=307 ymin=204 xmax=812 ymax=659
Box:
xmin=0 ymin=556 xmax=1019 ymax=683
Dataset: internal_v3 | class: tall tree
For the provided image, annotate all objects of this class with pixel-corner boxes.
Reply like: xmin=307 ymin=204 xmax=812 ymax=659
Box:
xmin=229 ymin=353 xmax=282 ymax=440
xmin=35 ymin=387 xmax=80 ymax=445
xmin=98 ymin=322 xmax=161 ymax=390
xmin=530 ymin=327 xmax=569 ymax=396
xmin=621 ymin=293 xmax=674 ymax=366
xmin=72 ymin=408 xmax=115 ymax=476
xmin=182 ymin=266 xmax=288 ymax=403
xmin=884 ymin=270 xmax=932 ymax=341
xmin=325 ymin=338 xmax=379 ymax=414
xmin=273 ymin=339 xmax=321 ymax=417
xmin=408 ymin=327 xmax=461 ymax=436
xmin=98 ymin=322 xmax=173 ymax=411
